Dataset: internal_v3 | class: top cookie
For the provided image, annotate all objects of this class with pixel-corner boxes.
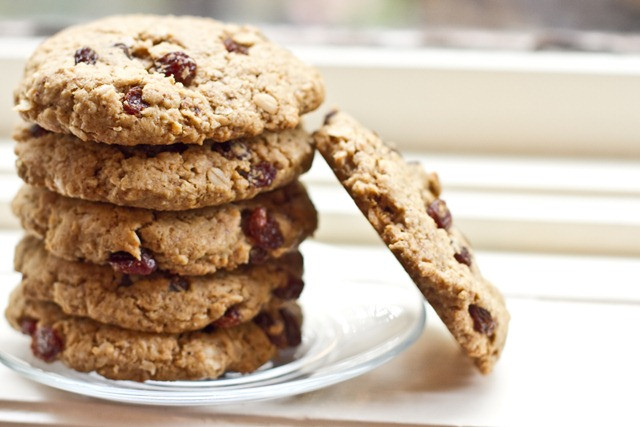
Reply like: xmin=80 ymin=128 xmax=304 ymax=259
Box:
xmin=14 ymin=15 xmax=324 ymax=146
xmin=314 ymin=111 xmax=509 ymax=374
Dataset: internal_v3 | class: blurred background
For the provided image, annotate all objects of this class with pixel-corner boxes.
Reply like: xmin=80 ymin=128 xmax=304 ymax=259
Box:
xmin=1 ymin=0 xmax=640 ymax=52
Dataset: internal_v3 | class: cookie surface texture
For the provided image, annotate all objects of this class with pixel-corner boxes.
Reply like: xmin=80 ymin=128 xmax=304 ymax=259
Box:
xmin=13 ymin=182 xmax=317 ymax=275
xmin=5 ymin=287 xmax=305 ymax=381
xmin=15 ymin=123 xmax=314 ymax=210
xmin=314 ymin=111 xmax=509 ymax=373
xmin=14 ymin=15 xmax=324 ymax=145
xmin=15 ymin=235 xmax=305 ymax=334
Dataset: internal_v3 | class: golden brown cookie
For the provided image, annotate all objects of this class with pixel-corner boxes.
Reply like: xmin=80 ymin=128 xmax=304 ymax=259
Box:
xmin=14 ymin=123 xmax=314 ymax=210
xmin=6 ymin=286 xmax=303 ymax=381
xmin=314 ymin=111 xmax=509 ymax=374
xmin=15 ymin=235 xmax=305 ymax=334
xmin=14 ymin=15 xmax=324 ymax=146
xmin=13 ymin=182 xmax=317 ymax=275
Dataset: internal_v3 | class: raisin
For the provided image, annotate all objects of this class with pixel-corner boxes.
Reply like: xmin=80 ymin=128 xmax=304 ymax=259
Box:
xmin=242 ymin=162 xmax=277 ymax=188
xmin=212 ymin=306 xmax=242 ymax=328
xmin=211 ymin=141 xmax=250 ymax=160
xmin=254 ymin=309 xmax=301 ymax=348
xmin=29 ymin=124 xmax=49 ymax=138
xmin=249 ymin=247 xmax=269 ymax=264
xmin=427 ymin=199 xmax=452 ymax=230
xmin=253 ymin=312 xmax=274 ymax=331
xmin=108 ymin=249 xmax=157 ymax=275
xmin=273 ymin=276 xmax=304 ymax=300
xmin=20 ymin=317 xmax=37 ymax=335
xmin=454 ymin=247 xmax=472 ymax=267
xmin=223 ymin=38 xmax=249 ymax=55
xmin=243 ymin=207 xmax=284 ymax=250
xmin=279 ymin=308 xmax=302 ymax=347
xmin=168 ymin=276 xmax=190 ymax=292
xmin=123 ymin=86 xmax=148 ymax=116
xmin=31 ymin=326 xmax=64 ymax=362
xmin=156 ymin=51 xmax=197 ymax=85
xmin=74 ymin=47 xmax=98 ymax=65
xmin=468 ymin=304 xmax=496 ymax=335
xmin=113 ymin=43 xmax=131 ymax=59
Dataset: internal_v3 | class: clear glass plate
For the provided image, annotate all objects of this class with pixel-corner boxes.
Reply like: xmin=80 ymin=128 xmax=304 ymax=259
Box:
xmin=0 ymin=278 xmax=426 ymax=405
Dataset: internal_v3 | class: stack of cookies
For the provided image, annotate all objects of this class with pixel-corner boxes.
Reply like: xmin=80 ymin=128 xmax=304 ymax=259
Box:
xmin=6 ymin=15 xmax=324 ymax=381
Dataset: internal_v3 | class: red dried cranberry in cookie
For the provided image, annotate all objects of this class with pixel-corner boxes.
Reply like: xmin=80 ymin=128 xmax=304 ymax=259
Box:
xmin=223 ymin=38 xmax=249 ymax=55
xmin=123 ymin=86 xmax=148 ymax=116
xmin=248 ymin=247 xmax=269 ymax=264
xmin=280 ymin=308 xmax=302 ymax=347
xmin=211 ymin=141 xmax=250 ymax=160
xmin=212 ymin=306 xmax=242 ymax=328
xmin=454 ymin=247 xmax=472 ymax=267
xmin=243 ymin=162 xmax=277 ymax=188
xmin=19 ymin=317 xmax=37 ymax=335
xmin=108 ymin=249 xmax=157 ymax=275
xmin=427 ymin=199 xmax=452 ymax=230
xmin=243 ymin=207 xmax=284 ymax=250
xmin=31 ymin=326 xmax=64 ymax=362
xmin=74 ymin=47 xmax=98 ymax=65
xmin=156 ymin=51 xmax=197 ymax=85
xmin=273 ymin=276 xmax=304 ymax=300
xmin=468 ymin=304 xmax=495 ymax=335
xmin=254 ymin=309 xmax=301 ymax=348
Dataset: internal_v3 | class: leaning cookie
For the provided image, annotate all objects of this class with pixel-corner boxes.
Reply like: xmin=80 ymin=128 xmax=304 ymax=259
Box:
xmin=6 ymin=286 xmax=303 ymax=381
xmin=13 ymin=182 xmax=317 ymax=275
xmin=14 ymin=15 xmax=324 ymax=146
xmin=15 ymin=235 xmax=304 ymax=334
xmin=314 ymin=111 xmax=509 ymax=374
xmin=14 ymin=123 xmax=314 ymax=211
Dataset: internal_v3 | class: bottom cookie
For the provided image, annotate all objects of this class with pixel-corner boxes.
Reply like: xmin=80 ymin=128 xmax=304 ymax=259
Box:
xmin=6 ymin=286 xmax=302 ymax=382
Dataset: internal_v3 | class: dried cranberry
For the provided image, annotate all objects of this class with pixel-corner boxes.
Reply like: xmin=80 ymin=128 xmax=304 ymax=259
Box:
xmin=156 ymin=51 xmax=197 ymax=85
xmin=168 ymin=276 xmax=190 ymax=292
xmin=468 ymin=304 xmax=496 ymax=335
xmin=427 ymin=199 xmax=452 ymax=230
xmin=279 ymin=308 xmax=302 ymax=347
xmin=242 ymin=162 xmax=277 ymax=188
xmin=273 ymin=276 xmax=304 ymax=300
xmin=74 ymin=47 xmax=98 ymax=65
xmin=249 ymin=247 xmax=269 ymax=264
xmin=108 ymin=249 xmax=157 ymax=275
xmin=31 ymin=326 xmax=64 ymax=362
xmin=211 ymin=141 xmax=250 ymax=160
xmin=123 ymin=86 xmax=148 ymax=116
xmin=243 ymin=207 xmax=284 ymax=250
xmin=29 ymin=124 xmax=49 ymax=138
xmin=223 ymin=38 xmax=249 ymax=55
xmin=212 ymin=306 xmax=242 ymax=328
xmin=113 ymin=43 xmax=131 ymax=59
xmin=254 ymin=309 xmax=301 ymax=348
xmin=253 ymin=312 xmax=274 ymax=331
xmin=454 ymin=247 xmax=472 ymax=267
xmin=20 ymin=317 xmax=37 ymax=335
